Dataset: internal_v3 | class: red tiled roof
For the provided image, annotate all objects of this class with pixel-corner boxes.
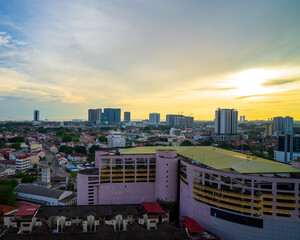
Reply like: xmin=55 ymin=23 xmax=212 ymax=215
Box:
xmin=142 ymin=202 xmax=165 ymax=214
xmin=182 ymin=216 xmax=204 ymax=233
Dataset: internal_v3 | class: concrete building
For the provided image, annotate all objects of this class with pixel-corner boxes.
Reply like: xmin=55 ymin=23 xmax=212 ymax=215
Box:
xmin=166 ymin=114 xmax=194 ymax=128
xmin=15 ymin=154 xmax=31 ymax=172
xmin=2 ymin=204 xmax=186 ymax=239
xmin=266 ymin=123 xmax=272 ymax=136
xmin=275 ymin=134 xmax=300 ymax=163
xmin=107 ymin=132 xmax=126 ymax=148
xmin=103 ymin=108 xmax=121 ymax=124
xmin=34 ymin=110 xmax=39 ymax=122
xmin=15 ymin=184 xmax=76 ymax=205
xmin=214 ymin=108 xmax=238 ymax=142
xmin=272 ymin=116 xmax=294 ymax=136
xmin=77 ymin=146 xmax=300 ymax=240
xmin=41 ymin=164 xmax=50 ymax=183
xmin=149 ymin=113 xmax=160 ymax=126
xmin=88 ymin=108 xmax=102 ymax=124
xmin=124 ymin=111 xmax=131 ymax=122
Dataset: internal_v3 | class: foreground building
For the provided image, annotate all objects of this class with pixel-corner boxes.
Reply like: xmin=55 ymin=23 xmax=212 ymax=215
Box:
xmin=78 ymin=146 xmax=300 ymax=240
xmin=2 ymin=203 xmax=187 ymax=239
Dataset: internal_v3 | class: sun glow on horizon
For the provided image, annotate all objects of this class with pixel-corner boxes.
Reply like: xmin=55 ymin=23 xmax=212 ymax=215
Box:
xmin=219 ymin=68 xmax=296 ymax=99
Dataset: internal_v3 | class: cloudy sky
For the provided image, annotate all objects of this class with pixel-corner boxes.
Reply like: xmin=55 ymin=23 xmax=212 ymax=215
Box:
xmin=1 ymin=0 xmax=300 ymax=121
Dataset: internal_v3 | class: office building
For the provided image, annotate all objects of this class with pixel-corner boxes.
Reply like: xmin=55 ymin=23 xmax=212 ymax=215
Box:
xmin=77 ymin=146 xmax=300 ymax=240
xmin=124 ymin=111 xmax=131 ymax=122
xmin=103 ymin=108 xmax=121 ymax=124
xmin=275 ymin=134 xmax=300 ymax=163
xmin=88 ymin=109 xmax=102 ymax=124
xmin=166 ymin=114 xmax=194 ymax=128
xmin=266 ymin=123 xmax=272 ymax=136
xmin=33 ymin=110 xmax=39 ymax=122
xmin=272 ymin=116 xmax=293 ymax=136
xmin=149 ymin=113 xmax=160 ymax=126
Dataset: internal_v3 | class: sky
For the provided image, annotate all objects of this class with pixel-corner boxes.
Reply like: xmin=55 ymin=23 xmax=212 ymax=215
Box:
xmin=0 ymin=0 xmax=300 ymax=121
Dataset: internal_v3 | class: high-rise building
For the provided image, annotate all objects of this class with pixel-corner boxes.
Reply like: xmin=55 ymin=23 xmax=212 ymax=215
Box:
xmin=149 ymin=113 xmax=160 ymax=126
xmin=166 ymin=114 xmax=194 ymax=128
xmin=215 ymin=108 xmax=238 ymax=135
xmin=272 ymin=116 xmax=293 ymax=135
xmin=275 ymin=134 xmax=300 ymax=163
xmin=103 ymin=108 xmax=121 ymax=124
xmin=34 ymin=110 xmax=39 ymax=121
xmin=124 ymin=112 xmax=131 ymax=122
xmin=266 ymin=123 xmax=272 ymax=136
xmin=88 ymin=108 xmax=102 ymax=124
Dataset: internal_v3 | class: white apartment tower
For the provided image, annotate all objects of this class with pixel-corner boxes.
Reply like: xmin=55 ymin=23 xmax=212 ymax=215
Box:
xmin=215 ymin=108 xmax=238 ymax=135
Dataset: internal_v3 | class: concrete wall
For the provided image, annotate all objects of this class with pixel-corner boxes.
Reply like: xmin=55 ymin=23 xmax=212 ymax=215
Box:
xmin=98 ymin=182 xmax=156 ymax=205
xmin=77 ymin=173 xmax=90 ymax=205
xmin=155 ymin=150 xmax=178 ymax=202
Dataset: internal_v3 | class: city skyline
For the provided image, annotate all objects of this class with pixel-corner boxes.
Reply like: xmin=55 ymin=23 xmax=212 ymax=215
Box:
xmin=1 ymin=1 xmax=300 ymax=121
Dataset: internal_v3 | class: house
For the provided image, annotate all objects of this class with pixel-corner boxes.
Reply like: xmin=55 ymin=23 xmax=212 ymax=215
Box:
xmin=15 ymin=184 xmax=77 ymax=205
xmin=68 ymin=153 xmax=87 ymax=162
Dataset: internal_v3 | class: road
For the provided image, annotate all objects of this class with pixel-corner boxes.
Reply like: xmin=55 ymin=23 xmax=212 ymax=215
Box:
xmin=44 ymin=149 xmax=69 ymax=178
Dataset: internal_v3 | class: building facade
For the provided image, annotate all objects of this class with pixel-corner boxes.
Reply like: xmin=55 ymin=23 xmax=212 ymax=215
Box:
xmin=149 ymin=113 xmax=160 ymax=126
xmin=107 ymin=133 xmax=126 ymax=148
xmin=124 ymin=112 xmax=131 ymax=122
xmin=34 ymin=110 xmax=39 ymax=122
xmin=103 ymin=108 xmax=121 ymax=124
xmin=77 ymin=146 xmax=300 ymax=240
xmin=272 ymin=116 xmax=294 ymax=136
xmin=88 ymin=108 xmax=102 ymax=124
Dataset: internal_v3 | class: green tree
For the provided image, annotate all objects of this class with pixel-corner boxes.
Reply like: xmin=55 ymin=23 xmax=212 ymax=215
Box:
xmin=38 ymin=127 xmax=47 ymax=133
xmin=0 ymin=185 xmax=17 ymax=206
xmin=59 ymin=145 xmax=73 ymax=154
xmin=8 ymin=136 xmax=25 ymax=143
xmin=56 ymin=128 xmax=67 ymax=136
xmin=180 ymin=140 xmax=193 ymax=146
xmin=89 ymin=145 xmax=101 ymax=154
xmin=69 ymin=171 xmax=77 ymax=179
xmin=62 ymin=135 xmax=72 ymax=142
xmin=87 ymin=153 xmax=95 ymax=162
xmin=11 ymin=142 xmax=21 ymax=150
xmin=74 ymin=145 xmax=87 ymax=154
xmin=98 ymin=136 xmax=108 ymax=143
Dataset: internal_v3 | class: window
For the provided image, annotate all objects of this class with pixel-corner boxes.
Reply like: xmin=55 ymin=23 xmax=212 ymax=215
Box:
xmin=88 ymin=177 xmax=99 ymax=181
xmin=211 ymin=208 xmax=263 ymax=228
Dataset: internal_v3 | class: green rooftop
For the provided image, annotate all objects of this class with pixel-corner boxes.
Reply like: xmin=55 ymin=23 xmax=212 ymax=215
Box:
xmin=120 ymin=146 xmax=300 ymax=174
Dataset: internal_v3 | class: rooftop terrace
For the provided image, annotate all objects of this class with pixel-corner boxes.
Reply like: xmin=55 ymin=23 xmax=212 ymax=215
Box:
xmin=120 ymin=146 xmax=300 ymax=174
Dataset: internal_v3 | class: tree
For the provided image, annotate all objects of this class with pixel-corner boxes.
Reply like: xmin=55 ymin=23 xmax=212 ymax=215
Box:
xmin=56 ymin=128 xmax=67 ymax=136
xmin=74 ymin=145 xmax=87 ymax=155
xmin=87 ymin=153 xmax=95 ymax=162
xmin=38 ymin=127 xmax=47 ymax=133
xmin=59 ymin=145 xmax=73 ymax=154
xmin=89 ymin=145 xmax=101 ymax=154
xmin=180 ymin=140 xmax=193 ymax=146
xmin=8 ymin=136 xmax=25 ymax=143
xmin=69 ymin=171 xmax=77 ymax=179
xmin=11 ymin=142 xmax=21 ymax=150
xmin=98 ymin=136 xmax=108 ymax=143
xmin=0 ymin=185 xmax=17 ymax=206
xmin=62 ymin=135 xmax=72 ymax=142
